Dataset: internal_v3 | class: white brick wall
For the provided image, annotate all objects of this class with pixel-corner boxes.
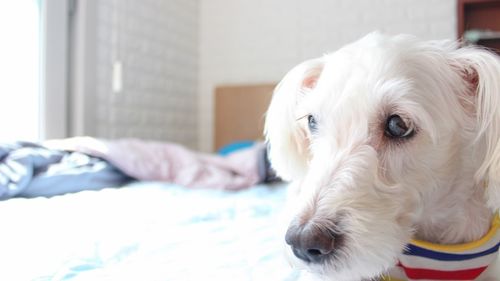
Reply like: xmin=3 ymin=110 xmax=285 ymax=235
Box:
xmin=199 ymin=0 xmax=457 ymax=151
xmin=93 ymin=0 xmax=199 ymax=148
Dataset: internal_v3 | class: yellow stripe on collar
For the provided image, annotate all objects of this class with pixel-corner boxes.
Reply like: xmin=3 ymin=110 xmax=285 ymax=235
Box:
xmin=409 ymin=213 xmax=500 ymax=253
xmin=380 ymin=276 xmax=404 ymax=281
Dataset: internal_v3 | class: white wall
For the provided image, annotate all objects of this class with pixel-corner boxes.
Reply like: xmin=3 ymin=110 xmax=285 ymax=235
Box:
xmin=199 ymin=0 xmax=457 ymax=152
xmin=72 ymin=0 xmax=199 ymax=148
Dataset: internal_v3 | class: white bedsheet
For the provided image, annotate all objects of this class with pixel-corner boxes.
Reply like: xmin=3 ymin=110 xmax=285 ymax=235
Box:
xmin=0 ymin=182 xmax=300 ymax=281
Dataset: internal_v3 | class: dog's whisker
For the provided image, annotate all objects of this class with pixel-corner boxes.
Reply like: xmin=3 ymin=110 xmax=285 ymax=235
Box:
xmin=295 ymin=114 xmax=308 ymax=122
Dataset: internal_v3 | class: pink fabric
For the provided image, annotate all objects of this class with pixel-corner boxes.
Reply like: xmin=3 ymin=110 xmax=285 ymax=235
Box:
xmin=44 ymin=137 xmax=262 ymax=190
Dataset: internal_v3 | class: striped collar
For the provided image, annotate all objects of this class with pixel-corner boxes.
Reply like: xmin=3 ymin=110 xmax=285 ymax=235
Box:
xmin=383 ymin=214 xmax=500 ymax=281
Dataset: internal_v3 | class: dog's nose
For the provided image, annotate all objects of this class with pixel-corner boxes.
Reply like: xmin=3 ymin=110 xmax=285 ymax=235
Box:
xmin=285 ymin=223 xmax=335 ymax=263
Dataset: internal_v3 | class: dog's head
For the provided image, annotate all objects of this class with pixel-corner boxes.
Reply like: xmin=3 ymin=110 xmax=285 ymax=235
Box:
xmin=265 ymin=32 xmax=500 ymax=280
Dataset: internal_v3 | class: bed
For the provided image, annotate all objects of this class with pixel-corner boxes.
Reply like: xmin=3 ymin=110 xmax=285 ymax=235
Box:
xmin=0 ymin=84 xmax=301 ymax=280
xmin=0 ymin=181 xmax=299 ymax=281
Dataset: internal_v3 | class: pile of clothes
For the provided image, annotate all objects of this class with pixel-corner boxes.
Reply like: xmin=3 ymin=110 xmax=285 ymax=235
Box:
xmin=0 ymin=137 xmax=279 ymax=200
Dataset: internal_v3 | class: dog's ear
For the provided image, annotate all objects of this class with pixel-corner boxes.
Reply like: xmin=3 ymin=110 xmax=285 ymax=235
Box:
xmin=454 ymin=47 xmax=500 ymax=211
xmin=264 ymin=58 xmax=324 ymax=181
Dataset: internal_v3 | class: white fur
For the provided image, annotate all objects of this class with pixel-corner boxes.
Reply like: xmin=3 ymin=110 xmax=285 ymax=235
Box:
xmin=265 ymin=32 xmax=500 ymax=281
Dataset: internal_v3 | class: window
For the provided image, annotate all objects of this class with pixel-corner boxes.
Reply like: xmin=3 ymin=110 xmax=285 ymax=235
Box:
xmin=0 ymin=1 xmax=42 ymax=141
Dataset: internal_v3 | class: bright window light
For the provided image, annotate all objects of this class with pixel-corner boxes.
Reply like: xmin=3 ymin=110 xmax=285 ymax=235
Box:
xmin=0 ymin=1 xmax=41 ymax=142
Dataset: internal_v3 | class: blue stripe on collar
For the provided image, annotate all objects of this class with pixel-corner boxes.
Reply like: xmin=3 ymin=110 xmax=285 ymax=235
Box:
xmin=404 ymin=241 xmax=500 ymax=261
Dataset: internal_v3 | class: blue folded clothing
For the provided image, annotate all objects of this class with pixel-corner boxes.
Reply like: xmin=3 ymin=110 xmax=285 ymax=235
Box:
xmin=0 ymin=141 xmax=132 ymax=200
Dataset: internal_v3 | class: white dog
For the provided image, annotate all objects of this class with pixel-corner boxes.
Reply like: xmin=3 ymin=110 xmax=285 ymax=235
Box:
xmin=265 ymin=32 xmax=500 ymax=281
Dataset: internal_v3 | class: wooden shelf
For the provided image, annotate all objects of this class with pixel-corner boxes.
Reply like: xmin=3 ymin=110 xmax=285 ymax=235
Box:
xmin=458 ymin=0 xmax=500 ymax=53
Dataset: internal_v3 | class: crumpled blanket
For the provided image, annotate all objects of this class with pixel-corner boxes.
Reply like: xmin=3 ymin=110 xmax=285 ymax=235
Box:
xmin=0 ymin=137 xmax=273 ymax=200
xmin=0 ymin=141 xmax=131 ymax=200
xmin=45 ymin=137 xmax=268 ymax=191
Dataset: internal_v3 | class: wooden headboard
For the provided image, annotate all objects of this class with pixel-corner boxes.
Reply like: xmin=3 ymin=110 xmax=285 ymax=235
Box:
xmin=214 ymin=84 xmax=276 ymax=151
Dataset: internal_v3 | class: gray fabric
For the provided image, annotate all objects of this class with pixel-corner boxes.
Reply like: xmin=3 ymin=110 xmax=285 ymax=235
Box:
xmin=0 ymin=141 xmax=132 ymax=200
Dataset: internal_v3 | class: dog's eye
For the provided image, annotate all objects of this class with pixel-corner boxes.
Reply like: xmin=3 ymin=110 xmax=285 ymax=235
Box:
xmin=307 ymin=115 xmax=318 ymax=132
xmin=385 ymin=115 xmax=414 ymax=138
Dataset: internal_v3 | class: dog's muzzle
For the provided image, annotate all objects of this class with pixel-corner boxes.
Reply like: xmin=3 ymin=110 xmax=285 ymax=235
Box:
xmin=285 ymin=222 xmax=337 ymax=263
